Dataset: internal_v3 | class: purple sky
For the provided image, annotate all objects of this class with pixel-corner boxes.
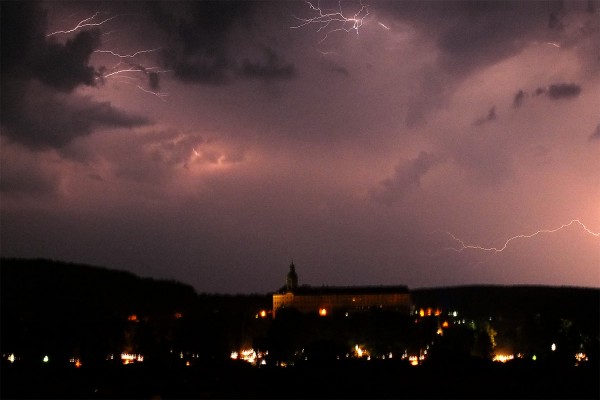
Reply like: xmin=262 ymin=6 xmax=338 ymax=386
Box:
xmin=1 ymin=1 xmax=599 ymax=293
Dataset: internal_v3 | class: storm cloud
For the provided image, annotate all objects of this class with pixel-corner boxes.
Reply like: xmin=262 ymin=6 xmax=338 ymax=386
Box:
xmin=1 ymin=2 xmax=101 ymax=92
xmin=0 ymin=1 xmax=150 ymax=150
xmin=241 ymin=47 xmax=296 ymax=81
xmin=512 ymin=82 xmax=582 ymax=110
xmin=1 ymin=1 xmax=598 ymax=293
xmin=371 ymin=151 xmax=440 ymax=205
xmin=590 ymin=124 xmax=600 ymax=141
xmin=513 ymin=90 xmax=526 ymax=108
xmin=2 ymin=82 xmax=149 ymax=149
xmin=547 ymin=83 xmax=582 ymax=99
xmin=151 ymin=2 xmax=295 ymax=85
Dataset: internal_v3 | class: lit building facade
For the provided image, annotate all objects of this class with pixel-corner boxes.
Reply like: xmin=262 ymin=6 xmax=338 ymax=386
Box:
xmin=272 ymin=262 xmax=412 ymax=317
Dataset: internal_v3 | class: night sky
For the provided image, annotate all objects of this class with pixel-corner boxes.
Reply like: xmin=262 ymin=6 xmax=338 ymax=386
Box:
xmin=1 ymin=1 xmax=599 ymax=294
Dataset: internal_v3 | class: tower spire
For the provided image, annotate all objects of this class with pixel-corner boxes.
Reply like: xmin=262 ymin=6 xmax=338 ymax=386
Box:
xmin=286 ymin=260 xmax=298 ymax=292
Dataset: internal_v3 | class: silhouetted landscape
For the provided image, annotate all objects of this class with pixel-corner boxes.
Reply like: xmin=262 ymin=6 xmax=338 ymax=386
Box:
xmin=3 ymin=0 xmax=599 ymax=398
xmin=1 ymin=258 xmax=598 ymax=399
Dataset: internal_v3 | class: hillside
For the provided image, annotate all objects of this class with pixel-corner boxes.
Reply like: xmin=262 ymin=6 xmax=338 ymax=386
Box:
xmin=412 ymin=284 xmax=599 ymax=320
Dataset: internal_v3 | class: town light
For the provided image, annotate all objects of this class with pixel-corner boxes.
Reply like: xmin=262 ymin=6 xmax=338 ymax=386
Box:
xmin=493 ymin=354 xmax=514 ymax=363
xmin=121 ymin=353 xmax=144 ymax=364
xmin=319 ymin=308 xmax=327 ymax=316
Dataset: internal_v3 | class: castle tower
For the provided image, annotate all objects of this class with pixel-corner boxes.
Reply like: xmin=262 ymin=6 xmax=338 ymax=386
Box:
xmin=286 ymin=261 xmax=298 ymax=292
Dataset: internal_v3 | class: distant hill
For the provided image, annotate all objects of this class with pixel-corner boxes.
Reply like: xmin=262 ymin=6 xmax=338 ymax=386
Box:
xmin=1 ymin=258 xmax=272 ymax=365
xmin=411 ymin=285 xmax=600 ymax=321
xmin=1 ymin=257 xmax=198 ymax=318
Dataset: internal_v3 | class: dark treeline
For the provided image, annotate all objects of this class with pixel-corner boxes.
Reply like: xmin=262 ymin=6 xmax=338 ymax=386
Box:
xmin=412 ymin=284 xmax=599 ymax=321
xmin=1 ymin=258 xmax=271 ymax=367
xmin=2 ymin=258 xmax=599 ymax=398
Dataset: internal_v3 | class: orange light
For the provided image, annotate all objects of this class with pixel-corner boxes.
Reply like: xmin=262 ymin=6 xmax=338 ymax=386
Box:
xmin=260 ymin=310 xmax=267 ymax=318
xmin=419 ymin=309 xmax=425 ymax=317
xmin=442 ymin=321 xmax=449 ymax=328
xmin=493 ymin=354 xmax=514 ymax=363
xmin=434 ymin=309 xmax=441 ymax=316
xmin=319 ymin=308 xmax=327 ymax=316
xmin=174 ymin=312 xmax=183 ymax=319
xmin=127 ymin=314 xmax=137 ymax=321
xmin=75 ymin=360 xmax=82 ymax=368
xmin=426 ymin=308 xmax=432 ymax=316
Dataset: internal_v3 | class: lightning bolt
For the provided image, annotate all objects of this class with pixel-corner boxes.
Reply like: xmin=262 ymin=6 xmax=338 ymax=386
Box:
xmin=46 ymin=12 xmax=120 ymax=37
xmin=47 ymin=11 xmax=170 ymax=101
xmin=438 ymin=219 xmax=599 ymax=254
xmin=94 ymin=48 xmax=162 ymax=59
xmin=135 ymin=85 xmax=169 ymax=102
xmin=291 ymin=0 xmax=370 ymax=43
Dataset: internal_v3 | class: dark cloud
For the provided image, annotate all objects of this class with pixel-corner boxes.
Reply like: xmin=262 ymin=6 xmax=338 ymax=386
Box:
xmin=150 ymin=1 xmax=252 ymax=85
xmin=371 ymin=151 xmax=439 ymax=205
xmin=474 ymin=106 xmax=497 ymax=126
xmin=2 ymin=82 xmax=149 ymax=149
xmin=151 ymin=1 xmax=295 ymax=85
xmin=513 ymin=90 xmax=526 ymax=108
xmin=0 ymin=2 xmax=150 ymax=150
xmin=383 ymin=1 xmax=561 ymax=76
xmin=241 ymin=47 xmax=296 ymax=81
xmin=380 ymin=1 xmax=582 ymax=128
xmin=590 ymin=124 xmax=600 ymax=141
xmin=35 ymin=29 xmax=102 ymax=92
xmin=547 ymin=83 xmax=582 ymax=99
xmin=0 ymin=1 xmax=48 ymax=78
xmin=530 ymin=83 xmax=581 ymax=100
xmin=513 ymin=83 xmax=582 ymax=109
xmin=548 ymin=9 xmax=565 ymax=30
xmin=1 ymin=2 xmax=101 ymax=92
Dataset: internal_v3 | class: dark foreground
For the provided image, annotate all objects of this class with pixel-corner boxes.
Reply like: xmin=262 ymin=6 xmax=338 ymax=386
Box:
xmin=2 ymin=360 xmax=598 ymax=399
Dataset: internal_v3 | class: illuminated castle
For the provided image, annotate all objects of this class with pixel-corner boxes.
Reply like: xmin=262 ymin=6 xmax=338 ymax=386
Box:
xmin=272 ymin=262 xmax=412 ymax=317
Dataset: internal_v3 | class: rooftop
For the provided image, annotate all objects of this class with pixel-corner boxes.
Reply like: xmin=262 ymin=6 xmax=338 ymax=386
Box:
xmin=275 ymin=285 xmax=410 ymax=295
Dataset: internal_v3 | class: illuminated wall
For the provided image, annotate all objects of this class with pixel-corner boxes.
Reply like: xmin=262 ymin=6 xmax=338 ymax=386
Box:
xmin=272 ymin=288 xmax=412 ymax=317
